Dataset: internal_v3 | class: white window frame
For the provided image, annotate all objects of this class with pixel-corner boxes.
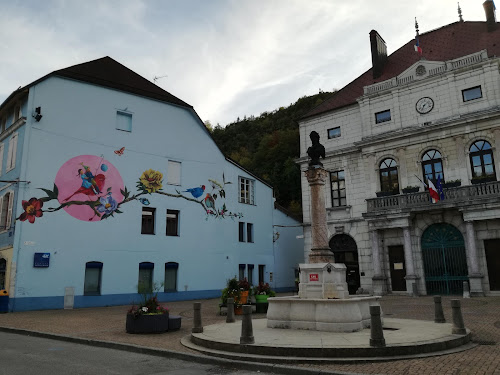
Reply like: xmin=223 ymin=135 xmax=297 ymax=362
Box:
xmin=6 ymin=133 xmax=18 ymax=172
xmin=238 ymin=176 xmax=255 ymax=205
xmin=0 ymin=191 xmax=14 ymax=232
xmin=167 ymin=160 xmax=182 ymax=186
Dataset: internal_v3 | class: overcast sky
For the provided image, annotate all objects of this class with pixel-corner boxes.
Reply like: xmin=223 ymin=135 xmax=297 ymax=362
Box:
xmin=0 ymin=0 xmax=488 ymax=126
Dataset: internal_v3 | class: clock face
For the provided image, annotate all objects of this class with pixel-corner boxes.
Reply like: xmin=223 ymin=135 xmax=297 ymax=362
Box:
xmin=416 ymin=97 xmax=434 ymax=114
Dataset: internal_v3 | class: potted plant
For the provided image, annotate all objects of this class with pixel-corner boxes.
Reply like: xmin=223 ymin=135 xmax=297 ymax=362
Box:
xmin=471 ymin=175 xmax=496 ymax=184
xmin=375 ymin=188 xmax=399 ymax=197
xmin=402 ymin=186 xmax=420 ymax=194
xmin=220 ymin=277 xmax=241 ymax=312
xmin=443 ymin=179 xmax=461 ymax=188
xmin=235 ymin=278 xmax=251 ymax=315
xmin=126 ymin=282 xmax=170 ymax=334
xmin=253 ymin=282 xmax=276 ymax=313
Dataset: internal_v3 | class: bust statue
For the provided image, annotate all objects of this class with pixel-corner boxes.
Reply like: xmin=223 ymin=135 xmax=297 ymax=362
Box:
xmin=307 ymin=131 xmax=325 ymax=167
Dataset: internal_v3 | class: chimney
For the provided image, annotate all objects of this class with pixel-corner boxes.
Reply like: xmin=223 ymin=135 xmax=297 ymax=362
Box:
xmin=483 ymin=0 xmax=497 ymax=32
xmin=370 ymin=30 xmax=387 ymax=79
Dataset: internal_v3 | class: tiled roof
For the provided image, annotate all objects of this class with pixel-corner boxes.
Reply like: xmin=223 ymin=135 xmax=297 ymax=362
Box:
xmin=303 ymin=21 xmax=500 ymax=120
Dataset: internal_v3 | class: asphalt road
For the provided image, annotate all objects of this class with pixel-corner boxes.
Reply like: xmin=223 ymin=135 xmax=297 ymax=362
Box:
xmin=0 ymin=331 xmax=276 ymax=375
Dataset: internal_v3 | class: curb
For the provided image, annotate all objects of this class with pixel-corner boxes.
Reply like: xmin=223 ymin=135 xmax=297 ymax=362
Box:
xmin=0 ymin=326 xmax=362 ymax=375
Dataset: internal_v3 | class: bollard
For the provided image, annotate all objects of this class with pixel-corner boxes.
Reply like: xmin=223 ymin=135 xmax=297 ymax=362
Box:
xmin=463 ymin=281 xmax=470 ymax=299
xmin=369 ymin=305 xmax=386 ymax=347
xmin=192 ymin=302 xmax=203 ymax=333
xmin=226 ymin=298 xmax=235 ymax=323
xmin=451 ymin=299 xmax=467 ymax=335
xmin=240 ymin=305 xmax=255 ymax=344
xmin=434 ymin=296 xmax=446 ymax=323
xmin=412 ymin=282 xmax=419 ymax=297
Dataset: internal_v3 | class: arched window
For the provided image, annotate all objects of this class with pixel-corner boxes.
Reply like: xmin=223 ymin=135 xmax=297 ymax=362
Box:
xmin=379 ymin=158 xmax=399 ymax=193
xmin=422 ymin=150 xmax=444 ymax=184
xmin=470 ymin=140 xmax=496 ymax=180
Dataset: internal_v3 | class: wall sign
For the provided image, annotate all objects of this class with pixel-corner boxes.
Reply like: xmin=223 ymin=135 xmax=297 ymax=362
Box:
xmin=309 ymin=273 xmax=319 ymax=282
xmin=34 ymin=253 xmax=50 ymax=268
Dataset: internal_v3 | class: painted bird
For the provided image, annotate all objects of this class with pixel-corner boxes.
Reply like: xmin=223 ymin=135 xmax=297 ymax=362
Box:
xmin=204 ymin=193 xmax=215 ymax=210
xmin=183 ymin=185 xmax=205 ymax=198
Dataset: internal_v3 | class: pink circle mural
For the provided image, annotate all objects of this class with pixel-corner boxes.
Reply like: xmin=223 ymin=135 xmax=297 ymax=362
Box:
xmin=55 ymin=155 xmax=124 ymax=221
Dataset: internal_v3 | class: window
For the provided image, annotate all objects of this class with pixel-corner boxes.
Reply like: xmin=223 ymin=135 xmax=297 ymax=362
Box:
xmin=379 ymin=158 xmax=399 ymax=194
xmin=0 ymin=192 xmax=13 ymax=231
xmin=141 ymin=207 xmax=156 ymax=234
xmin=258 ymin=265 xmax=265 ymax=284
xmin=239 ymin=264 xmax=246 ymax=280
xmin=330 ymin=170 xmax=346 ymax=207
xmin=375 ymin=110 xmax=391 ymax=124
xmin=247 ymin=223 xmax=253 ymax=243
xmin=327 ymin=127 xmax=341 ymax=139
xmin=138 ymin=262 xmax=154 ymax=293
xmin=247 ymin=264 xmax=254 ymax=285
xmin=164 ymin=262 xmax=178 ymax=292
xmin=13 ymin=105 xmax=20 ymax=123
xmin=239 ymin=222 xmax=245 ymax=242
xmin=470 ymin=140 xmax=496 ymax=179
xmin=0 ymin=118 xmax=5 ymax=133
xmin=462 ymin=86 xmax=482 ymax=102
xmin=84 ymin=262 xmax=103 ymax=296
xmin=422 ymin=149 xmax=444 ymax=184
xmin=167 ymin=160 xmax=181 ymax=185
xmin=166 ymin=209 xmax=179 ymax=236
xmin=116 ymin=111 xmax=132 ymax=132
xmin=0 ymin=143 xmax=4 ymax=176
xmin=239 ymin=177 xmax=255 ymax=204
xmin=6 ymin=133 xmax=18 ymax=172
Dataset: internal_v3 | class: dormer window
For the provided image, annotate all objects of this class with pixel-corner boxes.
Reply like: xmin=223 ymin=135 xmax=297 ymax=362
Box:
xmin=375 ymin=110 xmax=391 ymax=124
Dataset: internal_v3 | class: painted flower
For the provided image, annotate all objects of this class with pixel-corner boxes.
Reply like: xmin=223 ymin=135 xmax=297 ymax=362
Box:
xmin=97 ymin=194 xmax=118 ymax=215
xmin=139 ymin=169 xmax=163 ymax=193
xmin=19 ymin=198 xmax=43 ymax=223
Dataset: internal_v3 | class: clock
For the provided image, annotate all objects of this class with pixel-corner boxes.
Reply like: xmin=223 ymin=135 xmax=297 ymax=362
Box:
xmin=416 ymin=97 xmax=434 ymax=114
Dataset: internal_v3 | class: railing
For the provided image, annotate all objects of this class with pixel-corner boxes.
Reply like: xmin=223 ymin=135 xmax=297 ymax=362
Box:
xmin=366 ymin=181 xmax=500 ymax=214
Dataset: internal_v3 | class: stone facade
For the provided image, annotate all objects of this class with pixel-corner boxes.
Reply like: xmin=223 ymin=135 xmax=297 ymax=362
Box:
xmin=298 ymin=30 xmax=500 ymax=297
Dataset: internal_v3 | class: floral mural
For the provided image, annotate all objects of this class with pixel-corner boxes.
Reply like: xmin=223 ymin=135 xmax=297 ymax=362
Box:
xmin=17 ymin=154 xmax=242 ymax=223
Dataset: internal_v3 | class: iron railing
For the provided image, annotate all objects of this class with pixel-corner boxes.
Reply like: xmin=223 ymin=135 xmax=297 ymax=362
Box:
xmin=366 ymin=181 xmax=500 ymax=214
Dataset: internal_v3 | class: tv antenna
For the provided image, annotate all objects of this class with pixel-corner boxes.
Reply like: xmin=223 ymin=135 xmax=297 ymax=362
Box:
xmin=153 ymin=75 xmax=168 ymax=84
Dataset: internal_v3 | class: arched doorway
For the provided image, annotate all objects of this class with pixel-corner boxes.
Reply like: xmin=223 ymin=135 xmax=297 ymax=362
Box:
xmin=329 ymin=234 xmax=360 ymax=294
xmin=421 ymin=223 xmax=468 ymax=295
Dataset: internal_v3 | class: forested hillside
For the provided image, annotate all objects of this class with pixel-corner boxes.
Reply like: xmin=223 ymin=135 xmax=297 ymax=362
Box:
xmin=210 ymin=91 xmax=334 ymax=219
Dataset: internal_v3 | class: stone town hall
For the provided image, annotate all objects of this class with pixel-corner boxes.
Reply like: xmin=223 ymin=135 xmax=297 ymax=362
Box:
xmin=298 ymin=1 xmax=500 ymax=297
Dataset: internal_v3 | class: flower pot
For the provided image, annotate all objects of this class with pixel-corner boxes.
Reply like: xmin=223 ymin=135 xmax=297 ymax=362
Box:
xmin=443 ymin=181 xmax=461 ymax=188
xmin=234 ymin=290 xmax=249 ymax=315
xmin=255 ymin=294 xmax=269 ymax=314
xmin=471 ymin=176 xmax=496 ymax=184
xmin=376 ymin=191 xmax=397 ymax=197
xmin=402 ymin=187 xmax=419 ymax=194
xmin=126 ymin=312 xmax=169 ymax=334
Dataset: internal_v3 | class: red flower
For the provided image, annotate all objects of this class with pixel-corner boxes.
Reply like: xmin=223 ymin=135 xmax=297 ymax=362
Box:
xmin=20 ymin=198 xmax=43 ymax=223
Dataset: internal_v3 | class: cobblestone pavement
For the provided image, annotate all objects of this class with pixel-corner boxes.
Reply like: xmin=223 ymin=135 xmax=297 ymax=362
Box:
xmin=0 ymin=295 xmax=499 ymax=375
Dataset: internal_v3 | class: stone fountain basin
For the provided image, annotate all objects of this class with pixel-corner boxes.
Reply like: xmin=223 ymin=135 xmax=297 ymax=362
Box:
xmin=266 ymin=295 xmax=381 ymax=332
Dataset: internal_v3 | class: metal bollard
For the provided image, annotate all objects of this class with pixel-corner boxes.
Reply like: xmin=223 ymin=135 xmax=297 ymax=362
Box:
xmin=434 ymin=296 xmax=446 ymax=323
xmin=451 ymin=299 xmax=466 ymax=335
xmin=192 ymin=302 xmax=203 ymax=333
xmin=463 ymin=281 xmax=470 ymax=299
xmin=226 ymin=298 xmax=235 ymax=323
xmin=240 ymin=305 xmax=255 ymax=344
xmin=369 ymin=305 xmax=386 ymax=347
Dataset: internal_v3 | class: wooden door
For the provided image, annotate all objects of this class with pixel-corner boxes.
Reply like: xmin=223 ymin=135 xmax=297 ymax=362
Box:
xmin=484 ymin=239 xmax=500 ymax=291
xmin=388 ymin=245 xmax=406 ymax=291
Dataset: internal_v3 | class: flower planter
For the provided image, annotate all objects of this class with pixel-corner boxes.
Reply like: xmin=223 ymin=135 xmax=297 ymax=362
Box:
xmin=126 ymin=312 xmax=169 ymax=334
xmin=376 ymin=191 xmax=397 ymax=197
xmin=235 ymin=290 xmax=249 ymax=315
xmin=402 ymin=187 xmax=419 ymax=194
xmin=255 ymin=294 xmax=269 ymax=314
xmin=443 ymin=181 xmax=461 ymax=188
xmin=471 ymin=176 xmax=496 ymax=185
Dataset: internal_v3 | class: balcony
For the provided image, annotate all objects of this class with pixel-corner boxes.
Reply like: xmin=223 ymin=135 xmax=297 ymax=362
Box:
xmin=366 ymin=181 xmax=500 ymax=215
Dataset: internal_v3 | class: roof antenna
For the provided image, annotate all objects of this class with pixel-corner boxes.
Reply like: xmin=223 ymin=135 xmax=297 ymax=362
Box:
xmin=458 ymin=2 xmax=463 ymax=22
xmin=415 ymin=17 xmax=419 ymax=36
xmin=153 ymin=75 xmax=168 ymax=84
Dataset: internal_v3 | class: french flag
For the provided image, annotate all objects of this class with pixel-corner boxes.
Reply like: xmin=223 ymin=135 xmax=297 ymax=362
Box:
xmin=428 ymin=178 xmax=441 ymax=203
xmin=414 ymin=36 xmax=423 ymax=55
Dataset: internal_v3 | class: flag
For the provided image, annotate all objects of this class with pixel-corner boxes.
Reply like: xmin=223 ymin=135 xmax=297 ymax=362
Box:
xmin=436 ymin=175 xmax=445 ymax=201
xmin=414 ymin=36 xmax=423 ymax=55
xmin=428 ymin=179 xmax=440 ymax=203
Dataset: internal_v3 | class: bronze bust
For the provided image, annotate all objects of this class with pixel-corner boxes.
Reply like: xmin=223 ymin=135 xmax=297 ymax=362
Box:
xmin=307 ymin=131 xmax=325 ymax=167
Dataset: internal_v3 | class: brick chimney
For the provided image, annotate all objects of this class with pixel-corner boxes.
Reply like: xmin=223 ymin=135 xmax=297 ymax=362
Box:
xmin=483 ymin=0 xmax=497 ymax=32
xmin=369 ymin=30 xmax=387 ymax=79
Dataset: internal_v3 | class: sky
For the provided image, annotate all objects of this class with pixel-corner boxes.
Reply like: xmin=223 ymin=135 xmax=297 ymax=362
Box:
xmin=0 ymin=0 xmax=488 ymax=126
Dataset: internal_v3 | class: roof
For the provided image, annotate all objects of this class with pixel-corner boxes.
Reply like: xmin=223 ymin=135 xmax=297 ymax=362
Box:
xmin=0 ymin=56 xmax=192 ymax=112
xmin=303 ymin=21 xmax=500 ymax=120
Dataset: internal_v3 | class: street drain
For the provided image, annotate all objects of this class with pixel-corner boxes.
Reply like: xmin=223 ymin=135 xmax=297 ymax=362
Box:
xmin=472 ymin=340 xmax=497 ymax=346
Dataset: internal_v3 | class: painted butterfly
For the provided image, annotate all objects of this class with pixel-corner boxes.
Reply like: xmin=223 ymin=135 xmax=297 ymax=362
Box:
xmin=114 ymin=147 xmax=125 ymax=156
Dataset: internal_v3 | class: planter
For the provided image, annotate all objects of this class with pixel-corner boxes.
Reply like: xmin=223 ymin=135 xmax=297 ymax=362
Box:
xmin=376 ymin=191 xmax=398 ymax=197
xmin=126 ymin=312 xmax=169 ymax=334
xmin=471 ymin=176 xmax=496 ymax=184
xmin=402 ymin=187 xmax=420 ymax=194
xmin=443 ymin=181 xmax=461 ymax=188
xmin=234 ymin=290 xmax=249 ymax=315
xmin=255 ymin=294 xmax=269 ymax=314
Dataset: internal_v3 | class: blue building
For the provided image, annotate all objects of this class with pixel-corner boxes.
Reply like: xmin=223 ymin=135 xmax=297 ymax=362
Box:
xmin=0 ymin=57 xmax=303 ymax=311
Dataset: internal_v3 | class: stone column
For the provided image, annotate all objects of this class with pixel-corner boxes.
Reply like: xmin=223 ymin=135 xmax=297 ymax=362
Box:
xmin=371 ymin=229 xmax=386 ymax=295
xmin=305 ymin=167 xmax=334 ymax=263
xmin=403 ymin=226 xmax=418 ymax=295
xmin=464 ymin=221 xmax=484 ymax=296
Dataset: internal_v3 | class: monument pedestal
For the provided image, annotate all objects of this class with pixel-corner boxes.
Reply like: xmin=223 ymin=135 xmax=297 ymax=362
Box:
xmin=298 ymin=262 xmax=349 ymax=300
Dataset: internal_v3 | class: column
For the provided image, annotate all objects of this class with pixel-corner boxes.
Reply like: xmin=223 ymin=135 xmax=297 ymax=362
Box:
xmin=403 ymin=227 xmax=418 ymax=295
xmin=464 ymin=221 xmax=484 ymax=296
xmin=371 ymin=229 xmax=386 ymax=295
